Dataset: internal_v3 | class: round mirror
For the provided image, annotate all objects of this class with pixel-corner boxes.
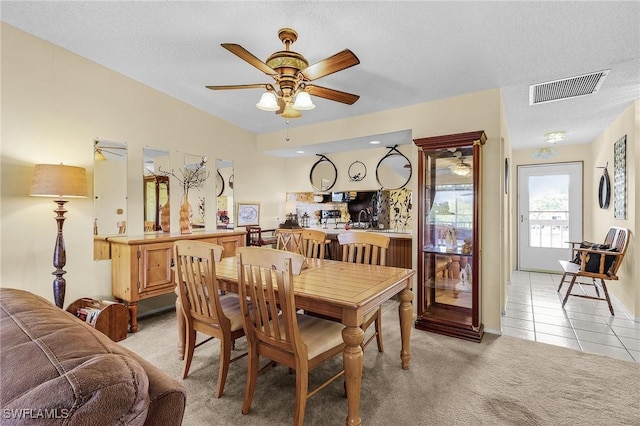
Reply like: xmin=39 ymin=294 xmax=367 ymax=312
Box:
xmin=348 ymin=161 xmax=367 ymax=182
xmin=376 ymin=146 xmax=412 ymax=189
xmin=309 ymin=155 xmax=337 ymax=191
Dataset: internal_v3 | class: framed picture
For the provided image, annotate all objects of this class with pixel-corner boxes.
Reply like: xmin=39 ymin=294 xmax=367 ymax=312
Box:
xmin=613 ymin=135 xmax=627 ymax=219
xmin=236 ymin=202 xmax=260 ymax=227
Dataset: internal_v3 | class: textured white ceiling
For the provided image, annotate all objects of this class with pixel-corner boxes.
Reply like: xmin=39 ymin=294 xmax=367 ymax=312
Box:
xmin=2 ymin=1 xmax=638 ymax=157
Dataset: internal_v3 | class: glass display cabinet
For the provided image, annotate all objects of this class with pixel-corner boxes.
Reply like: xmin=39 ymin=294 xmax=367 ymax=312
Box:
xmin=413 ymin=131 xmax=486 ymax=342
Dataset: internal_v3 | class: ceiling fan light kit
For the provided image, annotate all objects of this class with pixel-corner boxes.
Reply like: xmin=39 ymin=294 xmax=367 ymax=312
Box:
xmin=292 ymin=91 xmax=315 ymax=110
xmin=256 ymin=92 xmax=279 ymax=111
xmin=207 ymin=27 xmax=359 ymax=119
xmin=450 ymin=159 xmax=472 ymax=177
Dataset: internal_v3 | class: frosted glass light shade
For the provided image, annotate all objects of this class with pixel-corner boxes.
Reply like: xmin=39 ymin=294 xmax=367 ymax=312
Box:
xmin=292 ymin=91 xmax=315 ymax=110
xmin=30 ymin=164 xmax=88 ymax=198
xmin=450 ymin=163 xmax=472 ymax=177
xmin=256 ymin=92 xmax=279 ymax=111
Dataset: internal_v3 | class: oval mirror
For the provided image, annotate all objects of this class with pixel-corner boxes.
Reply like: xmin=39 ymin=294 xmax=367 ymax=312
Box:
xmin=598 ymin=166 xmax=611 ymax=209
xmin=309 ymin=154 xmax=337 ymax=191
xmin=376 ymin=145 xmax=412 ymax=190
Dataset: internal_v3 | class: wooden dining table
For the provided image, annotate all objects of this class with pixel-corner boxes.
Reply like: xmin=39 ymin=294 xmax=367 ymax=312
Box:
xmin=175 ymin=255 xmax=415 ymax=426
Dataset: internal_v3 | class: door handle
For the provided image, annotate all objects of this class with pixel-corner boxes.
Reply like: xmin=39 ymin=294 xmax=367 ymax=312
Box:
xmin=520 ymin=215 xmax=524 ymax=223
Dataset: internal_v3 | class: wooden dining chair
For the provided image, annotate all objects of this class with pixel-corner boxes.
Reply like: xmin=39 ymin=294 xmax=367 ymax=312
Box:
xmin=338 ymin=232 xmax=390 ymax=352
xmin=144 ymin=220 xmax=155 ymax=232
xmin=301 ymin=229 xmax=327 ymax=259
xmin=557 ymin=226 xmax=629 ymax=315
xmin=174 ymin=240 xmax=247 ymax=398
xmin=236 ymin=247 xmax=345 ymax=426
xmin=246 ymin=225 xmax=277 ymax=247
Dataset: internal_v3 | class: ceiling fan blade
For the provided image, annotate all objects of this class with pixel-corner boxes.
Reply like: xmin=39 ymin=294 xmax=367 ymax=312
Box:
xmin=301 ymin=49 xmax=360 ymax=81
xmin=306 ymin=85 xmax=360 ymax=105
xmin=101 ymin=149 xmax=124 ymax=157
xmin=221 ymin=43 xmax=277 ymax=75
xmin=275 ymin=98 xmax=286 ymax=114
xmin=206 ymin=83 xmax=271 ymax=91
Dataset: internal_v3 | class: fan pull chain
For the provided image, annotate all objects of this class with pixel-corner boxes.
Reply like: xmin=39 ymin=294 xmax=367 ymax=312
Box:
xmin=285 ymin=120 xmax=290 ymax=142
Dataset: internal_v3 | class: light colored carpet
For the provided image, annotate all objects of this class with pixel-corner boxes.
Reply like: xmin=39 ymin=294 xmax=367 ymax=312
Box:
xmin=120 ymin=301 xmax=639 ymax=425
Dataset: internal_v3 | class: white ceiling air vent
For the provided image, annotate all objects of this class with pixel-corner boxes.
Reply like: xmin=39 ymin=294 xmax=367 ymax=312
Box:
xmin=529 ymin=70 xmax=610 ymax=105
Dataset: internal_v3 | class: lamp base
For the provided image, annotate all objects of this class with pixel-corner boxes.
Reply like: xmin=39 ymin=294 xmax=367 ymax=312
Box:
xmin=52 ymin=199 xmax=68 ymax=308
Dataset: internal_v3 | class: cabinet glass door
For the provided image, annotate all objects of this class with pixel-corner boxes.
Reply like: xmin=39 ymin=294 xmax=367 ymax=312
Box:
xmin=422 ymin=147 xmax=474 ymax=312
xmin=414 ymin=131 xmax=485 ymax=342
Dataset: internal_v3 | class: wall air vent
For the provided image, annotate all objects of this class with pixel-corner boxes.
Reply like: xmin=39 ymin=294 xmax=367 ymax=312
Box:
xmin=529 ymin=70 xmax=610 ymax=105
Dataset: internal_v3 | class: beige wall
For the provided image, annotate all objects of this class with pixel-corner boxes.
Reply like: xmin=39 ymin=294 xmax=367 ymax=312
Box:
xmin=500 ymin=93 xmax=513 ymax=315
xmin=0 ymin=23 xmax=285 ymax=306
xmin=590 ymin=101 xmax=638 ymax=319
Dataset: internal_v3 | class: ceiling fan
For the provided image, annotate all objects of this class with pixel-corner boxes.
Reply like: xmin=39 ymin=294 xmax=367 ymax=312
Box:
xmin=94 ymin=140 xmax=126 ymax=161
xmin=206 ymin=28 xmax=360 ymax=119
xmin=449 ymin=152 xmax=472 ymax=177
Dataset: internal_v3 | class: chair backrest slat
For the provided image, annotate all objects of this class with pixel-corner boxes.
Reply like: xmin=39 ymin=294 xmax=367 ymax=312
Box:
xmin=603 ymin=228 xmax=617 ymax=246
xmin=237 ymin=247 xmax=306 ymax=355
xmin=607 ymin=226 xmax=629 ymax=275
xmin=338 ymin=232 xmax=390 ymax=266
xmin=301 ymin=229 xmax=327 ymax=259
xmin=175 ymin=241 xmax=225 ymax=326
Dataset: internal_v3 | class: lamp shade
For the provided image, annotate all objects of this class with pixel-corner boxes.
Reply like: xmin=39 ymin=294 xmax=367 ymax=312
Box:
xmin=256 ymin=92 xmax=279 ymax=111
xmin=292 ymin=91 xmax=316 ymax=110
xmin=30 ymin=164 xmax=88 ymax=198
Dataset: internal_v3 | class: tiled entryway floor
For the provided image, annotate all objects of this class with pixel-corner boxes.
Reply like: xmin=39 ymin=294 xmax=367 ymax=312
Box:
xmin=503 ymin=270 xmax=640 ymax=362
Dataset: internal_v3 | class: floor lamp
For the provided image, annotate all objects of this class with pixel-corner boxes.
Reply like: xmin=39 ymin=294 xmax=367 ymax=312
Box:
xmin=30 ymin=164 xmax=88 ymax=308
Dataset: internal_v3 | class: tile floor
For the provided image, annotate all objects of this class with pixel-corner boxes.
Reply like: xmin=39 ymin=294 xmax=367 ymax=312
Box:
xmin=503 ymin=270 xmax=640 ymax=362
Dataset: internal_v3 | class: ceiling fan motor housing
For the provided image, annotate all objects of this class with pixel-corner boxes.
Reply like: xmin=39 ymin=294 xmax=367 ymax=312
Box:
xmin=266 ymin=28 xmax=309 ymax=99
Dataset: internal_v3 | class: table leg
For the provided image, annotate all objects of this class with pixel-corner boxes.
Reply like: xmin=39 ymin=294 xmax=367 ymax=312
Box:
xmin=127 ymin=301 xmax=139 ymax=333
xmin=342 ymin=325 xmax=364 ymax=426
xmin=398 ymin=287 xmax=414 ymax=370
xmin=176 ymin=297 xmax=186 ymax=359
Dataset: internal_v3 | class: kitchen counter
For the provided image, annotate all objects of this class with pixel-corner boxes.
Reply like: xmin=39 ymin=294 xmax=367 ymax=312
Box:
xmin=306 ymin=225 xmax=413 ymax=239
xmin=303 ymin=225 xmax=412 ymax=268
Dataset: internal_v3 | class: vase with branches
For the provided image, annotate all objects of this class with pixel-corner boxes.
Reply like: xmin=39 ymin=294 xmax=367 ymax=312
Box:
xmin=157 ymin=158 xmax=209 ymax=234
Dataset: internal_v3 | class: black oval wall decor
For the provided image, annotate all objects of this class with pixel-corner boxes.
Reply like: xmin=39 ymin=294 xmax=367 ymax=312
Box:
xmin=598 ymin=167 xmax=611 ymax=209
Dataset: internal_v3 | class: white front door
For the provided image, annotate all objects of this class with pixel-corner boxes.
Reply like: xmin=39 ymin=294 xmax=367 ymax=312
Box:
xmin=517 ymin=162 xmax=583 ymax=272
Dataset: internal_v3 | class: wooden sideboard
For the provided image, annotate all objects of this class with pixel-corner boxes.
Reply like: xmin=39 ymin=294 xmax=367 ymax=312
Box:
xmin=107 ymin=229 xmax=246 ymax=332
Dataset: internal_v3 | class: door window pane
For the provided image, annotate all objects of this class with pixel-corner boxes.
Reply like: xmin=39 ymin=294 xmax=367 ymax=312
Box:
xmin=528 ymin=175 xmax=570 ymax=248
